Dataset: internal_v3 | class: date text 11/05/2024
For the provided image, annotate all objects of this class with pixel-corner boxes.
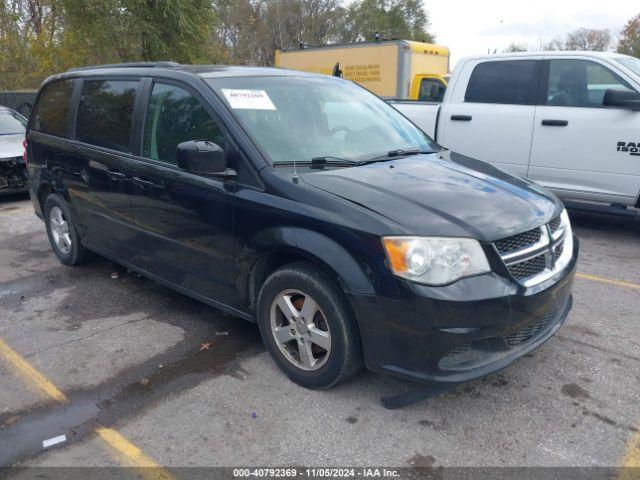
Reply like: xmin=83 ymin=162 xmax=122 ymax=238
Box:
xmin=232 ymin=468 xmax=401 ymax=478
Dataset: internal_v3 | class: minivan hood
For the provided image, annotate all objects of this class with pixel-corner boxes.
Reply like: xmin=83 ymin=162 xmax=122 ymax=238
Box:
xmin=0 ymin=134 xmax=24 ymax=159
xmin=300 ymin=151 xmax=560 ymax=241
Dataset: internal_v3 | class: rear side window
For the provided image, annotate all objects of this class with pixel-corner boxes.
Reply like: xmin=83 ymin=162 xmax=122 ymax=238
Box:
xmin=465 ymin=60 xmax=539 ymax=105
xmin=32 ymin=80 xmax=74 ymax=137
xmin=76 ymin=80 xmax=139 ymax=152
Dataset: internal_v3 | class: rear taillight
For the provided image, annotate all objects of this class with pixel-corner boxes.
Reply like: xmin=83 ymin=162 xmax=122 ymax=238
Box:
xmin=23 ymin=139 xmax=29 ymax=172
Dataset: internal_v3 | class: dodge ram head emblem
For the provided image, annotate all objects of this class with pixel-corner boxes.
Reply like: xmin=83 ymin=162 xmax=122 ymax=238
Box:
xmin=617 ymin=141 xmax=640 ymax=156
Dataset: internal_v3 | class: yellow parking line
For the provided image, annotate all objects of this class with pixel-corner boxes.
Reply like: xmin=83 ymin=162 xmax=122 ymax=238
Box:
xmin=576 ymin=272 xmax=640 ymax=291
xmin=620 ymin=429 xmax=640 ymax=480
xmin=0 ymin=337 xmax=172 ymax=477
xmin=622 ymin=429 xmax=640 ymax=467
xmin=581 ymin=275 xmax=640 ymax=476
xmin=95 ymin=427 xmax=175 ymax=480
xmin=0 ymin=338 xmax=68 ymax=403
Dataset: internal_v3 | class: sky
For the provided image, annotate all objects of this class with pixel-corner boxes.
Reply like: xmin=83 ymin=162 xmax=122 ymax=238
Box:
xmin=427 ymin=0 xmax=638 ymax=67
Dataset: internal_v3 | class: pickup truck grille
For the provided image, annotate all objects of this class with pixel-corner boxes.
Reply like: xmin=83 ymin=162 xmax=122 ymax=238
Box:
xmin=494 ymin=214 xmax=572 ymax=287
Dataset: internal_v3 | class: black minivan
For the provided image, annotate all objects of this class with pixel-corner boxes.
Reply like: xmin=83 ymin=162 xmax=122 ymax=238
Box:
xmin=25 ymin=63 xmax=578 ymax=390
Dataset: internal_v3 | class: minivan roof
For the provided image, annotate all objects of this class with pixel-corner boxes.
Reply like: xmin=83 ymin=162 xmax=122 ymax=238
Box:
xmin=53 ymin=63 xmax=321 ymax=81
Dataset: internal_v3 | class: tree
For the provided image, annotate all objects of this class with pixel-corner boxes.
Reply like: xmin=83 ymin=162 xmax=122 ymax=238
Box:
xmin=503 ymin=42 xmax=527 ymax=53
xmin=122 ymin=0 xmax=222 ymax=63
xmin=0 ymin=0 xmax=226 ymax=90
xmin=213 ymin=0 xmax=435 ymax=66
xmin=542 ymin=36 xmax=564 ymax=51
xmin=617 ymin=13 xmax=640 ymax=58
xmin=564 ymin=27 xmax=612 ymax=51
xmin=0 ymin=0 xmax=65 ymax=90
xmin=339 ymin=0 xmax=435 ymax=43
xmin=0 ymin=0 xmax=436 ymax=89
xmin=214 ymin=0 xmax=348 ymax=66
xmin=540 ymin=28 xmax=614 ymax=52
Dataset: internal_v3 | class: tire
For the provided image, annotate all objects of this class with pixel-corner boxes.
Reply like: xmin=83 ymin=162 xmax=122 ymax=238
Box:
xmin=257 ymin=262 xmax=363 ymax=389
xmin=43 ymin=194 xmax=92 ymax=266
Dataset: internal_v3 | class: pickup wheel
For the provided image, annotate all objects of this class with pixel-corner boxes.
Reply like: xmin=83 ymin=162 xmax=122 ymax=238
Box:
xmin=257 ymin=262 xmax=362 ymax=389
xmin=44 ymin=194 xmax=92 ymax=266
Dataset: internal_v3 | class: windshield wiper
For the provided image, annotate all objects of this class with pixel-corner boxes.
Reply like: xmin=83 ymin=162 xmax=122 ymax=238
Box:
xmin=272 ymin=156 xmax=358 ymax=168
xmin=272 ymin=151 xmax=433 ymax=169
xmin=362 ymin=149 xmax=435 ymax=163
xmin=309 ymin=156 xmax=358 ymax=169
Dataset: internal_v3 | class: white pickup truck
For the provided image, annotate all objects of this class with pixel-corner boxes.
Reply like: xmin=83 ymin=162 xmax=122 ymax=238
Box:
xmin=391 ymin=51 xmax=640 ymax=214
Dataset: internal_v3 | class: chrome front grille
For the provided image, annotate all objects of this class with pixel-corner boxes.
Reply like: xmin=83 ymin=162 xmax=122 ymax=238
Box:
xmin=549 ymin=216 xmax=561 ymax=234
xmin=508 ymin=254 xmax=546 ymax=280
xmin=493 ymin=212 xmax=573 ymax=287
xmin=494 ymin=228 xmax=541 ymax=255
xmin=554 ymin=241 xmax=564 ymax=260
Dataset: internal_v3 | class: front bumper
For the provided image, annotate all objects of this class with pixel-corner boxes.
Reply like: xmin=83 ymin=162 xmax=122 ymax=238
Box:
xmin=350 ymin=237 xmax=578 ymax=384
xmin=0 ymin=158 xmax=28 ymax=196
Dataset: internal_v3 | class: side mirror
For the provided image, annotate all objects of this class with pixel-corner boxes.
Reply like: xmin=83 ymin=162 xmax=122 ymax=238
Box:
xmin=603 ymin=88 xmax=640 ymax=111
xmin=176 ymin=140 xmax=230 ymax=176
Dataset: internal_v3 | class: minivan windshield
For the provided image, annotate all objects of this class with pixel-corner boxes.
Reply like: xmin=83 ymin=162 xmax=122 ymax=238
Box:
xmin=0 ymin=110 xmax=27 ymax=135
xmin=208 ymin=76 xmax=438 ymax=164
xmin=615 ymin=56 xmax=640 ymax=77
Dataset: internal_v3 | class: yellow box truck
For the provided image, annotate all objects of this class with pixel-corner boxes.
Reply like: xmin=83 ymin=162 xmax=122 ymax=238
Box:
xmin=274 ymin=40 xmax=450 ymax=101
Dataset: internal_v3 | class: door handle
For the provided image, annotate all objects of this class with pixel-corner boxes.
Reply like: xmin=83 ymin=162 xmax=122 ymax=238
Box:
xmin=541 ymin=119 xmax=568 ymax=127
xmin=451 ymin=115 xmax=472 ymax=121
xmin=106 ymin=170 xmax=126 ymax=181
xmin=132 ymin=176 xmax=164 ymax=189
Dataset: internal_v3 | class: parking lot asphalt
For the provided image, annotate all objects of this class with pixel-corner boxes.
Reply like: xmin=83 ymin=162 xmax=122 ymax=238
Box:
xmin=0 ymin=193 xmax=639 ymax=472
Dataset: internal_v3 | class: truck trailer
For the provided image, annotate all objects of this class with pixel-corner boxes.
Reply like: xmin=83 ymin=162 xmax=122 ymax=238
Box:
xmin=275 ymin=40 xmax=450 ymax=101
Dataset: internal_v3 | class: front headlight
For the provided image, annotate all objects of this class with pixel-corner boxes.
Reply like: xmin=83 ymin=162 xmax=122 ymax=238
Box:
xmin=382 ymin=236 xmax=491 ymax=286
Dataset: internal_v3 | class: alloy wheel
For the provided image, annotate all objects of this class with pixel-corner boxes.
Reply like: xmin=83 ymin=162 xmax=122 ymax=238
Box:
xmin=49 ymin=206 xmax=72 ymax=255
xmin=269 ymin=289 xmax=332 ymax=371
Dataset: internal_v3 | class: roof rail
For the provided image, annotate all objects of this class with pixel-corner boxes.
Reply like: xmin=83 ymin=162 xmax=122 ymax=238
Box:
xmin=68 ymin=61 xmax=180 ymax=72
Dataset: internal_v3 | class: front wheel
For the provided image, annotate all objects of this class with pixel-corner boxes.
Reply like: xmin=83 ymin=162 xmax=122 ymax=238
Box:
xmin=257 ymin=262 xmax=362 ymax=389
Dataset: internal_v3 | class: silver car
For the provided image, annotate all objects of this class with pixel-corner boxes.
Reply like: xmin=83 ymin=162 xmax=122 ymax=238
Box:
xmin=0 ymin=107 xmax=28 ymax=195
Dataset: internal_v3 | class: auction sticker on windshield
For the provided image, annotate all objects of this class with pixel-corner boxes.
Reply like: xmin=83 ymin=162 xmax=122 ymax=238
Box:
xmin=222 ymin=89 xmax=276 ymax=110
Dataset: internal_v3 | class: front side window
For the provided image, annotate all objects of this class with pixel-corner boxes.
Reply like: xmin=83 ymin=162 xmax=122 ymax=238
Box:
xmin=143 ymin=83 xmax=225 ymax=165
xmin=465 ymin=60 xmax=539 ymax=105
xmin=32 ymin=80 xmax=74 ymax=137
xmin=76 ymin=80 xmax=138 ymax=152
xmin=547 ymin=59 xmax=634 ymax=108
xmin=0 ymin=111 xmax=27 ymax=135
xmin=208 ymin=76 xmax=437 ymax=164
xmin=418 ymin=78 xmax=446 ymax=102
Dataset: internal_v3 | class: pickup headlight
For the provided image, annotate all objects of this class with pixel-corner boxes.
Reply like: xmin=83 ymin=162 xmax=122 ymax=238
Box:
xmin=382 ymin=236 xmax=491 ymax=285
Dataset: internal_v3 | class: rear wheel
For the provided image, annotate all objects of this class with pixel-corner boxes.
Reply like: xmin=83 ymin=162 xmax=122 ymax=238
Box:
xmin=257 ymin=262 xmax=362 ymax=389
xmin=44 ymin=194 xmax=91 ymax=266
